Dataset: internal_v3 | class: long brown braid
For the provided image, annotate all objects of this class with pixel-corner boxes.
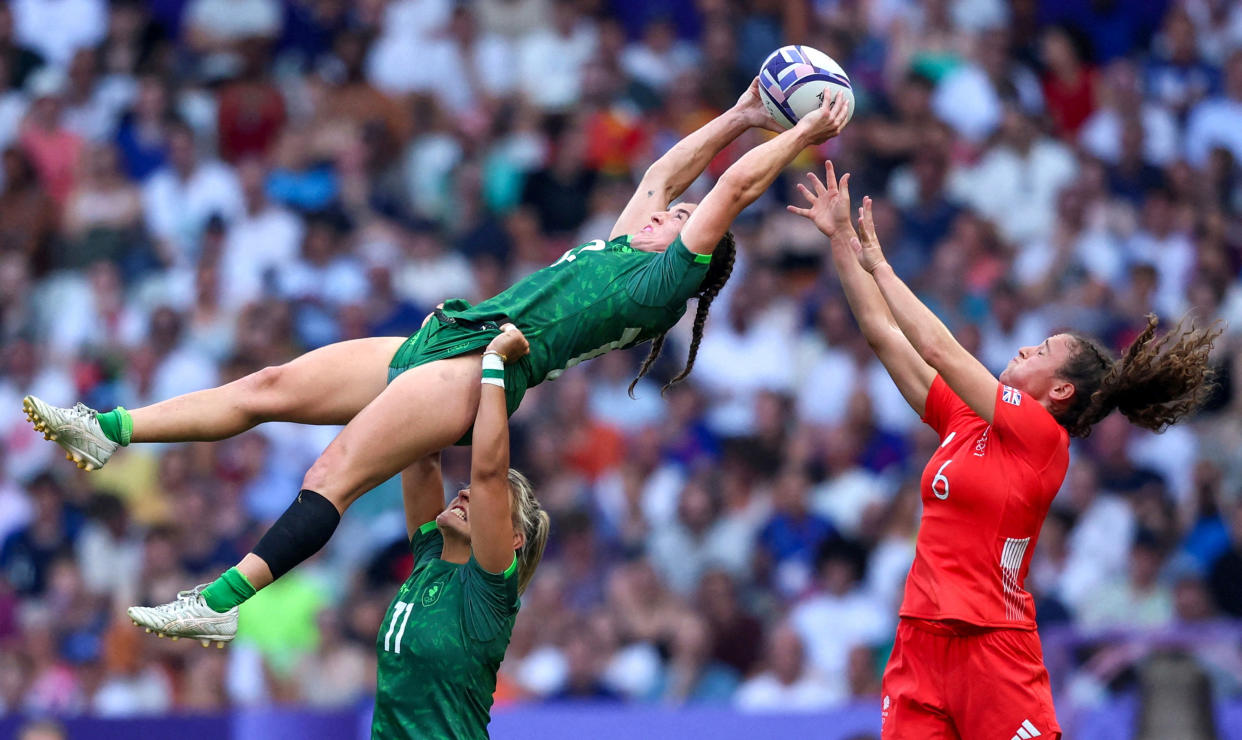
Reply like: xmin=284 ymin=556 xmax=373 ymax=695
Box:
xmin=1055 ymin=314 xmax=1222 ymax=438
xmin=628 ymin=231 xmax=737 ymax=397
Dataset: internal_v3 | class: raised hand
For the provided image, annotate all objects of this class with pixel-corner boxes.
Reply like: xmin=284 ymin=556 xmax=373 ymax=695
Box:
xmin=794 ymin=89 xmax=850 ymax=145
xmin=733 ymin=77 xmax=785 ymax=133
xmin=786 ymin=160 xmax=853 ymax=237
xmin=854 ymin=195 xmax=888 ymax=273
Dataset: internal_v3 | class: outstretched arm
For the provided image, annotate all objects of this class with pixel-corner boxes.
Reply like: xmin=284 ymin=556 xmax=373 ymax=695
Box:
xmin=681 ymin=91 xmax=850 ymax=255
xmin=610 ymin=79 xmax=781 ymax=239
xmin=867 ymin=261 xmax=998 ymax=422
xmin=787 ymin=162 xmax=935 ymax=415
xmin=468 ymin=325 xmax=530 ymax=574
xmin=827 ymin=172 xmax=999 ymax=422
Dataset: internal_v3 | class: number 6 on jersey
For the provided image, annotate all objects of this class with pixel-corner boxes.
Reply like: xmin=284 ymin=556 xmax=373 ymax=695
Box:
xmin=932 ymin=460 xmax=951 ymax=500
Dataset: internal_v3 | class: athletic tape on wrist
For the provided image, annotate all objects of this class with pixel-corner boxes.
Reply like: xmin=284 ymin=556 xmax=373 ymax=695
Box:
xmin=482 ymin=353 xmax=505 ymax=388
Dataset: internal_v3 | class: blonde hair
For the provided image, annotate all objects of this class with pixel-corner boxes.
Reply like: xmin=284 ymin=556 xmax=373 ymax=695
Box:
xmin=508 ymin=469 xmax=549 ymax=595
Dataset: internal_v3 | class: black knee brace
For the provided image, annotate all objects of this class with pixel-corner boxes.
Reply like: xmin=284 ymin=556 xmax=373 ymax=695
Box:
xmin=252 ymin=489 xmax=341 ymax=581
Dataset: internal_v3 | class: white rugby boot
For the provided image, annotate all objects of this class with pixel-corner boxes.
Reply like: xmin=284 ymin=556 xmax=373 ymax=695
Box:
xmin=22 ymin=396 xmax=119 ymax=471
xmin=127 ymin=585 xmax=238 ymax=648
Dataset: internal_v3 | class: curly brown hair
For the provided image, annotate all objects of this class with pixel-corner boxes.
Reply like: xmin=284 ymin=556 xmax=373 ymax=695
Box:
xmin=628 ymin=231 xmax=736 ymax=397
xmin=1054 ymin=314 xmax=1222 ymax=438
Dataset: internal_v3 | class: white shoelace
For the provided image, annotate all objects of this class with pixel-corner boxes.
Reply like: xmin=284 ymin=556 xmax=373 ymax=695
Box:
xmin=151 ymin=587 xmax=205 ymax=616
xmin=67 ymin=402 xmax=97 ymax=422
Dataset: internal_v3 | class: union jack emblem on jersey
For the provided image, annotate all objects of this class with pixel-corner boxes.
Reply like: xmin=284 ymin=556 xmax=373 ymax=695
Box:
xmin=1002 ymin=386 xmax=1022 ymax=406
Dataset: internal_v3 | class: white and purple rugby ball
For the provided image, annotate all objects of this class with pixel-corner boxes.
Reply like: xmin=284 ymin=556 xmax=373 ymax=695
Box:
xmin=758 ymin=45 xmax=855 ymax=130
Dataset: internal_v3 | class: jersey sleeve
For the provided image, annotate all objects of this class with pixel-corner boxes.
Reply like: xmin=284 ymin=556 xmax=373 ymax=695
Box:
xmin=409 ymin=521 xmax=445 ymax=567
xmin=920 ymin=375 xmax=977 ymax=437
xmin=991 ymin=383 xmax=1068 ymax=471
xmin=624 ymin=235 xmax=712 ymax=308
xmin=461 ymin=554 xmax=519 ymax=643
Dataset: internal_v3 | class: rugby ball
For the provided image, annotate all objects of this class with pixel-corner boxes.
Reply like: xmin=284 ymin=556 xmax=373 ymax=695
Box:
xmin=758 ymin=45 xmax=855 ymax=130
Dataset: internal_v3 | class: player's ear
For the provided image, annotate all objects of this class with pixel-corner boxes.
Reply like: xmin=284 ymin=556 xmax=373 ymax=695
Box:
xmin=1049 ymin=379 xmax=1074 ymax=403
xmin=512 ymin=529 xmax=526 ymax=551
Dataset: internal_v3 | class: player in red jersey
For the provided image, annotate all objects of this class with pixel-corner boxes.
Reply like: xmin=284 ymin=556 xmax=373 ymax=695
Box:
xmin=788 ymin=162 xmax=1221 ymax=740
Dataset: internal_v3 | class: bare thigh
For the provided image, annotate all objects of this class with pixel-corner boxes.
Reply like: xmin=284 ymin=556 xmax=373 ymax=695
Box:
xmin=266 ymin=336 xmax=408 ymax=425
xmin=303 ymin=353 xmax=483 ymax=510
xmin=128 ymin=336 xmax=407 ymax=442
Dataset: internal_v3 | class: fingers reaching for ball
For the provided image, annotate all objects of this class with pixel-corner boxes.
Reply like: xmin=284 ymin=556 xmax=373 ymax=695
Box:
xmin=797 ymin=90 xmax=851 ymax=144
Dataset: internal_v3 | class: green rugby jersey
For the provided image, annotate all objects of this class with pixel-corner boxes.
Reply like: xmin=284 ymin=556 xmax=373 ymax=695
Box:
xmin=372 ymin=522 xmax=519 ymax=740
xmin=446 ymin=234 xmax=712 ymax=384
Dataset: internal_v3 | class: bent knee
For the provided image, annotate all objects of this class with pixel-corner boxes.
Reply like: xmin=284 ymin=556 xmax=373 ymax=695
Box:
xmin=238 ymin=365 xmax=290 ymax=423
xmin=302 ymin=448 xmax=373 ymax=512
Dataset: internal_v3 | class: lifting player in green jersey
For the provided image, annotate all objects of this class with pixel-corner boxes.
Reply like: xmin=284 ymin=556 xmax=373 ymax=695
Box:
xmin=372 ymin=324 xmax=548 ymax=740
xmin=23 ymin=81 xmax=851 ymax=643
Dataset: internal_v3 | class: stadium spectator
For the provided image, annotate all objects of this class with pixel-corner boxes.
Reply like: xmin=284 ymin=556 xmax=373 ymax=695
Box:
xmin=790 ymin=538 xmax=891 ymax=685
xmin=734 ymin=623 xmax=840 ymax=711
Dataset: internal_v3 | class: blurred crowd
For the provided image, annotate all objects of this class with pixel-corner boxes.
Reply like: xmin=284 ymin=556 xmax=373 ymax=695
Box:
xmin=1 ymin=0 xmax=1242 ymax=721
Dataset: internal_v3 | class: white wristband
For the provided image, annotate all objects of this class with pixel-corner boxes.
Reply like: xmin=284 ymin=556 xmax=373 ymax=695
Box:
xmin=482 ymin=352 xmax=505 ymax=388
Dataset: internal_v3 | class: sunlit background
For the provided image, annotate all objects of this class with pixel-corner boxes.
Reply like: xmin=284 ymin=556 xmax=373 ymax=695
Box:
xmin=0 ymin=0 xmax=1241 ymax=738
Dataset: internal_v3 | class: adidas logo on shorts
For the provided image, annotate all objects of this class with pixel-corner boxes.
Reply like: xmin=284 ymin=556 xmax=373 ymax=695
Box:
xmin=1010 ymin=719 xmax=1041 ymax=740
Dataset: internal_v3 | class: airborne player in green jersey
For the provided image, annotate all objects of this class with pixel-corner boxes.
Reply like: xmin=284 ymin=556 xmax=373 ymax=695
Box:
xmin=373 ymin=324 xmax=548 ymax=740
xmin=25 ymin=81 xmax=851 ymax=644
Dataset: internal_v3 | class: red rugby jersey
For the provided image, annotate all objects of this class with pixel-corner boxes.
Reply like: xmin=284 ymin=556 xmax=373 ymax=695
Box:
xmin=900 ymin=376 xmax=1070 ymax=629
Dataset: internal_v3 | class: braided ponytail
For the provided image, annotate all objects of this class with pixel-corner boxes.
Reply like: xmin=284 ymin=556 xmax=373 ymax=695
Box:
xmin=629 ymin=232 xmax=736 ymax=397
xmin=1056 ymin=314 xmax=1221 ymax=438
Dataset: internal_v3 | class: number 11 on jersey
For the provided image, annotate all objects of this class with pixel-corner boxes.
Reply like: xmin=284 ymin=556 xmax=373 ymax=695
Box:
xmin=383 ymin=601 xmax=414 ymax=654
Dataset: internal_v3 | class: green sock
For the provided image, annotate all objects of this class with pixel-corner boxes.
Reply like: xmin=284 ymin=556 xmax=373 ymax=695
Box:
xmin=95 ymin=407 xmax=133 ymax=446
xmin=201 ymin=567 xmax=256 ymax=613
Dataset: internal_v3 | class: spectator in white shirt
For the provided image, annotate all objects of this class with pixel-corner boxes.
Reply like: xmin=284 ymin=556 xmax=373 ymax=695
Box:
xmin=693 ymin=268 xmax=798 ymax=438
xmin=10 ymin=0 xmax=106 ymax=67
xmin=184 ymin=0 xmax=282 ymax=54
xmin=1127 ymin=187 xmax=1196 ymax=318
xmin=142 ymin=122 xmax=244 ymax=268
xmin=952 ymin=107 xmax=1077 ymax=246
xmin=734 ymin=623 xmax=843 ymax=712
xmin=648 ymin=473 xmax=751 ymax=596
xmin=1185 ymin=50 xmax=1242 ymax=168
xmin=220 ymin=158 xmax=303 ymax=311
xmin=143 ymin=305 xmax=220 ymax=404
xmin=392 ymin=221 xmax=476 ymax=309
xmin=931 ymin=29 xmax=1042 ymax=144
xmin=1080 ymin=60 xmax=1178 ymax=166
xmin=811 ymin=426 xmax=886 ymax=537
xmin=516 ymin=0 xmax=598 ymax=111
xmin=61 ymin=48 xmax=130 ymax=143
xmin=367 ymin=5 xmax=516 ymax=113
xmin=795 ymin=295 xmax=861 ymax=427
xmin=620 ymin=18 xmax=699 ymax=95
xmin=276 ymin=215 xmax=367 ymax=308
xmin=1077 ymin=529 xmax=1175 ymax=630
xmin=978 ymin=281 xmax=1050 ymax=375
xmin=790 ymin=538 xmax=892 ymax=682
